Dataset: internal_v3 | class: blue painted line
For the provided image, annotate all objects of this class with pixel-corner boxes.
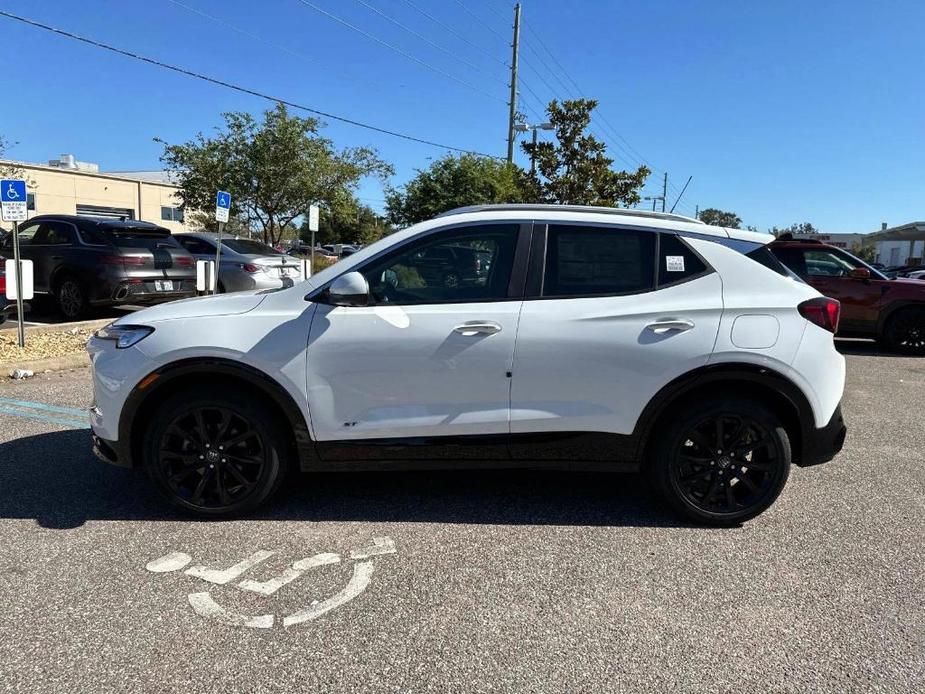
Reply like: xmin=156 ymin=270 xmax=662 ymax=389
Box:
xmin=0 ymin=405 xmax=88 ymax=429
xmin=0 ymin=396 xmax=87 ymax=417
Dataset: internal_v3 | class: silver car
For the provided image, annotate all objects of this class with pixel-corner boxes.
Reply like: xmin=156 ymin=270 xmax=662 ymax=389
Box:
xmin=174 ymin=232 xmax=302 ymax=292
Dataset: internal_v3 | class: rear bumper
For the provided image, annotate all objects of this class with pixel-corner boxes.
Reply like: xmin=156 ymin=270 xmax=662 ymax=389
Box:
xmin=797 ymin=403 xmax=847 ymax=467
xmin=91 ymin=279 xmax=197 ymax=306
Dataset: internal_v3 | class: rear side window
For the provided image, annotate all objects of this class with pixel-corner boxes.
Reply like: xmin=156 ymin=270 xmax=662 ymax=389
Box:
xmin=658 ymin=234 xmax=708 ymax=286
xmin=543 ymin=225 xmax=655 ymax=297
xmin=752 ymin=246 xmax=803 ymax=280
xmin=77 ymin=225 xmax=109 ymax=245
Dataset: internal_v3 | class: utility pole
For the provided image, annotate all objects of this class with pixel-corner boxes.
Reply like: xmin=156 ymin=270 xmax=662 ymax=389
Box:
xmin=506 ymin=3 xmax=521 ymax=163
xmin=661 ymin=172 xmax=668 ymax=213
xmin=695 ymin=204 xmax=699 ymax=220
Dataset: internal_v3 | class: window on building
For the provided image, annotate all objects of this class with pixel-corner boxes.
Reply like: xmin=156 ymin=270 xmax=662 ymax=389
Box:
xmin=26 ymin=193 xmax=35 ymax=211
xmin=161 ymin=206 xmax=184 ymax=222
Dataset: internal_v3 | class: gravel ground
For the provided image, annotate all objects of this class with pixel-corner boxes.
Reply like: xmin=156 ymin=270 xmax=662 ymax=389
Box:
xmin=0 ymin=340 xmax=922 ymax=693
xmin=0 ymin=328 xmax=92 ymax=364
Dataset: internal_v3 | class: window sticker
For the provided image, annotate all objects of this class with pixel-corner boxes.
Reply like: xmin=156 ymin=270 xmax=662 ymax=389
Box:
xmin=665 ymin=255 xmax=686 ymax=272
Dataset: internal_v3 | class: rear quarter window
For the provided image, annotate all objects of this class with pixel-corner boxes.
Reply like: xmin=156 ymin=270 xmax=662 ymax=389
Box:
xmin=658 ymin=234 xmax=709 ymax=287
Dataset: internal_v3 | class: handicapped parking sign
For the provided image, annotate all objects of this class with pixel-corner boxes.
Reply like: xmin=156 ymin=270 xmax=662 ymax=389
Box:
xmin=215 ymin=190 xmax=231 ymax=223
xmin=1 ymin=179 xmax=27 ymax=222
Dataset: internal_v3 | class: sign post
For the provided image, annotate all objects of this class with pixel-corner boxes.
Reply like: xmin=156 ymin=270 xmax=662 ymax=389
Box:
xmin=2 ymin=179 xmax=28 ymax=347
xmin=214 ymin=191 xmax=231 ymax=295
xmin=308 ymin=204 xmax=320 ymax=275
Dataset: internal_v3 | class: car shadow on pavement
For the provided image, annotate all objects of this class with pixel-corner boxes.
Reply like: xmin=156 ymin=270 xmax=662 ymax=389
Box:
xmin=834 ymin=338 xmax=910 ymax=358
xmin=0 ymin=430 xmax=684 ymax=530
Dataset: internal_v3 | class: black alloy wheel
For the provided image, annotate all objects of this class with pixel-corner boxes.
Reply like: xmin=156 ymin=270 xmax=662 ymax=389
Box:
xmin=144 ymin=389 xmax=286 ymax=516
xmin=886 ymin=308 xmax=925 ymax=355
xmin=57 ymin=277 xmax=87 ymax=320
xmin=650 ymin=398 xmax=791 ymax=525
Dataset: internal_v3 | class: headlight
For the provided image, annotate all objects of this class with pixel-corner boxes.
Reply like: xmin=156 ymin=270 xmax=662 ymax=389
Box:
xmin=94 ymin=324 xmax=154 ymax=349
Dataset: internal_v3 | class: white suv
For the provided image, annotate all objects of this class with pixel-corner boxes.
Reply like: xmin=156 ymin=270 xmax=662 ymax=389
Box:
xmin=87 ymin=205 xmax=847 ymax=525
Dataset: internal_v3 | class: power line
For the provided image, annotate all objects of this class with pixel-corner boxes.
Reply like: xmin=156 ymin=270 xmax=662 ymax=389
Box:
xmin=0 ymin=10 xmax=501 ymax=158
xmin=164 ymin=0 xmax=387 ymax=96
xmin=293 ymin=0 xmax=505 ymax=104
xmin=351 ymin=0 xmax=503 ymax=83
xmin=453 ymin=0 xmax=508 ymax=42
xmin=401 ymin=0 xmax=508 ymax=68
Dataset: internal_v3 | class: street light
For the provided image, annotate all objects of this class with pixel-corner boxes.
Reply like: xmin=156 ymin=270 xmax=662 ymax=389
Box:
xmin=514 ymin=121 xmax=554 ymax=175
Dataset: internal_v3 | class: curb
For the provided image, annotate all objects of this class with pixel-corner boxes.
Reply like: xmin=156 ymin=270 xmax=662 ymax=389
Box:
xmin=4 ymin=351 xmax=90 ymax=376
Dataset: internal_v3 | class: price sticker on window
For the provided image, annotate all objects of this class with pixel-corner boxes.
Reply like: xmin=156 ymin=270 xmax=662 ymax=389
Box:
xmin=666 ymin=255 xmax=686 ymax=272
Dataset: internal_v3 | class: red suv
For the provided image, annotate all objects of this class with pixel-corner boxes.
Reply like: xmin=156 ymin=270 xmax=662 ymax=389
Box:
xmin=770 ymin=236 xmax=925 ymax=354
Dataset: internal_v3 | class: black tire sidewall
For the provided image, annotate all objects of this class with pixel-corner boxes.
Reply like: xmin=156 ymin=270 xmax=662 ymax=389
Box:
xmin=650 ymin=398 xmax=791 ymax=526
xmin=886 ymin=308 xmax=925 ymax=355
xmin=142 ymin=388 xmax=286 ymax=518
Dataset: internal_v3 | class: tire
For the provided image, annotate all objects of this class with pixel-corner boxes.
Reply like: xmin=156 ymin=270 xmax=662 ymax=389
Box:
xmin=142 ymin=386 xmax=289 ymax=518
xmin=56 ymin=276 xmax=88 ymax=320
xmin=884 ymin=307 xmax=925 ymax=355
xmin=647 ymin=398 xmax=791 ymax=526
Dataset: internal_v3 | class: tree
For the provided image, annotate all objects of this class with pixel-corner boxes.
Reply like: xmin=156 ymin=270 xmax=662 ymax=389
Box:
xmin=0 ymin=136 xmax=30 ymax=183
xmin=385 ymin=153 xmax=528 ymax=226
xmin=699 ymin=208 xmax=742 ymax=228
xmin=302 ymin=196 xmax=393 ymax=246
xmin=186 ymin=210 xmax=253 ymax=237
xmin=521 ymin=99 xmax=649 ymax=206
xmin=851 ymin=243 xmax=877 ymax=263
xmin=769 ymin=222 xmax=818 ymax=238
xmin=158 ymin=103 xmax=392 ymax=246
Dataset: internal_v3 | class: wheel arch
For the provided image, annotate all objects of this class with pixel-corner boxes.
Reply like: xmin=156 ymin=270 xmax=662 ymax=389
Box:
xmin=634 ymin=363 xmax=814 ymax=466
xmin=118 ymin=357 xmax=317 ymax=470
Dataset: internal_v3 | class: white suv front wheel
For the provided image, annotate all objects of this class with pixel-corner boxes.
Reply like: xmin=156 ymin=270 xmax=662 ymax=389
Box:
xmin=142 ymin=387 xmax=288 ymax=517
xmin=649 ymin=398 xmax=791 ymax=526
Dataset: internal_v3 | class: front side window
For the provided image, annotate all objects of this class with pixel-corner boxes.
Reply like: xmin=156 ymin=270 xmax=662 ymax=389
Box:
xmin=359 ymin=224 xmax=519 ymax=305
xmin=12 ymin=223 xmax=39 ymax=247
xmin=32 ymin=222 xmax=73 ymax=246
xmin=543 ymin=225 xmax=656 ymax=297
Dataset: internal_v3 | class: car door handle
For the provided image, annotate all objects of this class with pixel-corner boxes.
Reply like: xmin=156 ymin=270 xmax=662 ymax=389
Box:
xmin=646 ymin=319 xmax=695 ymax=334
xmin=453 ymin=321 xmax=502 ymax=336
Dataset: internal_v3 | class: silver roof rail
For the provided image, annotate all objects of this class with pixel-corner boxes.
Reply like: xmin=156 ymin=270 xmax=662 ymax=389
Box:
xmin=436 ymin=203 xmax=704 ymax=225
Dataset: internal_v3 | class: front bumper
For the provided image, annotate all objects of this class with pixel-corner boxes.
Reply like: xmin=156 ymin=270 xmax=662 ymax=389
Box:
xmin=797 ymin=403 xmax=847 ymax=467
xmin=92 ymin=433 xmax=132 ymax=468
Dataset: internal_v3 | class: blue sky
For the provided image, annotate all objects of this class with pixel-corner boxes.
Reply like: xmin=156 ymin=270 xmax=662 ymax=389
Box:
xmin=1 ymin=0 xmax=922 ymax=232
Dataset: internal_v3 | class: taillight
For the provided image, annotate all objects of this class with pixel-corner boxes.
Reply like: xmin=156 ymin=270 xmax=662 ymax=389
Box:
xmin=241 ymin=263 xmax=260 ymax=273
xmin=101 ymin=255 xmax=144 ymax=266
xmin=798 ymin=297 xmax=840 ymax=333
xmin=0 ymin=273 xmax=5 ymax=295
xmin=175 ymin=255 xmax=193 ymax=267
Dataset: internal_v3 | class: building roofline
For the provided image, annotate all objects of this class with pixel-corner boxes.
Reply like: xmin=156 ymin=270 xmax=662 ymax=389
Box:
xmin=0 ymin=159 xmax=180 ymax=189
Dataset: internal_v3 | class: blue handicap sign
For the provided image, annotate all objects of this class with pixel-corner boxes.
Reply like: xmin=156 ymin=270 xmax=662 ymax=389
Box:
xmin=1 ymin=179 xmax=26 ymax=203
xmin=216 ymin=191 xmax=232 ymax=209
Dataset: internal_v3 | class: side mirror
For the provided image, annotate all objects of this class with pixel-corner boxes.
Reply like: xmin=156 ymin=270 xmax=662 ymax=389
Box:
xmin=848 ymin=267 xmax=871 ymax=280
xmin=326 ymin=271 xmax=369 ymax=307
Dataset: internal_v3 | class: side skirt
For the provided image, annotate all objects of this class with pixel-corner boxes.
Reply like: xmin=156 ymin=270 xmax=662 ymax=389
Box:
xmin=302 ymin=431 xmax=641 ymax=473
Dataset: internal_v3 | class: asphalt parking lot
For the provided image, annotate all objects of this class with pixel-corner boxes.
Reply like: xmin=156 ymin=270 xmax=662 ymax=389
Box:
xmin=0 ymin=342 xmax=923 ymax=693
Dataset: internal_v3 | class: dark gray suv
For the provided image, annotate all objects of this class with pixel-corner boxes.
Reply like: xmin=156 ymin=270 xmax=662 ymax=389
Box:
xmin=0 ymin=215 xmax=196 ymax=319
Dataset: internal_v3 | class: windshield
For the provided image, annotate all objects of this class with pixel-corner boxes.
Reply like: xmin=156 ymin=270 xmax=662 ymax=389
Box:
xmin=222 ymin=238 xmax=279 ymax=255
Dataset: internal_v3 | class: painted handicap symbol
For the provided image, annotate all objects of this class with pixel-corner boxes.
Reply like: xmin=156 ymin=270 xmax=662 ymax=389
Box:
xmin=145 ymin=537 xmax=396 ymax=629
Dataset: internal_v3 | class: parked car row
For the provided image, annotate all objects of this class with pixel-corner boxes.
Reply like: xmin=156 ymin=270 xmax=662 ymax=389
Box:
xmin=0 ymin=215 xmax=302 ymax=319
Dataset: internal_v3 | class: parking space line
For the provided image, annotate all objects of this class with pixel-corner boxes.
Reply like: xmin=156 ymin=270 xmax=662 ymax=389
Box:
xmin=0 ymin=396 xmax=87 ymax=418
xmin=0 ymin=405 xmax=88 ymax=429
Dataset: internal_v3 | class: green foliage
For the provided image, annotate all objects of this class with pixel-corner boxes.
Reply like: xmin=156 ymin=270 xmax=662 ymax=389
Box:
xmin=522 ymin=99 xmax=649 ymax=206
xmin=385 ymin=153 xmax=529 ymax=226
xmin=157 ymin=103 xmax=392 ymax=246
xmin=303 ymin=195 xmax=394 ymax=246
xmin=851 ymin=243 xmax=877 ymax=263
xmin=699 ymin=208 xmax=742 ymax=229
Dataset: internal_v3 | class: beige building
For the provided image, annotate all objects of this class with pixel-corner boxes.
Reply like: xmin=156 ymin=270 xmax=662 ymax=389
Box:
xmin=1 ymin=154 xmax=187 ymax=233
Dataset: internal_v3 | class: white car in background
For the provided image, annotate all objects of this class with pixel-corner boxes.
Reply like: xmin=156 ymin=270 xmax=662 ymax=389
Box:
xmin=87 ymin=205 xmax=847 ymax=526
